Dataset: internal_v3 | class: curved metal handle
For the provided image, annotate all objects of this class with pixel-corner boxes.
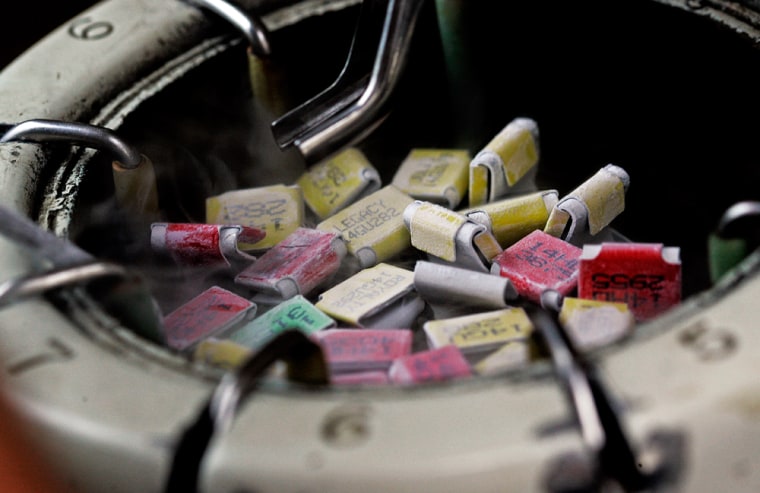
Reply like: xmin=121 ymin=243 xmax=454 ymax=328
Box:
xmin=1 ymin=119 xmax=144 ymax=170
xmin=184 ymin=0 xmax=272 ymax=57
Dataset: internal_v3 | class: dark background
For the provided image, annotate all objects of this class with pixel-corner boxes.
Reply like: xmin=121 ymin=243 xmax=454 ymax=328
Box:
xmin=1 ymin=2 xmax=101 ymax=71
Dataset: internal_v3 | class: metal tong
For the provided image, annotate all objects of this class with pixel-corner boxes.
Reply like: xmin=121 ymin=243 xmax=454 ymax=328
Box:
xmin=184 ymin=0 xmax=426 ymax=163
xmin=271 ymin=0 xmax=426 ymax=164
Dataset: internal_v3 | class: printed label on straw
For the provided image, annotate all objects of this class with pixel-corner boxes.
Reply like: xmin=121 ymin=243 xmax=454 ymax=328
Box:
xmin=313 ymin=328 xmax=413 ymax=372
xmin=578 ymin=243 xmax=681 ymax=321
xmin=317 ymin=185 xmax=414 ymax=266
xmin=298 ymin=147 xmax=379 ymax=219
xmin=155 ymin=223 xmax=223 ymax=265
xmin=492 ymin=229 xmax=582 ymax=303
xmin=316 ymin=263 xmax=415 ymax=325
xmin=228 ymin=295 xmax=335 ymax=350
xmin=388 ymin=345 xmax=472 ymax=384
xmin=235 ymin=227 xmax=345 ymax=298
xmin=206 ymin=184 xmax=303 ymax=249
xmin=163 ymin=286 xmax=255 ymax=351
xmin=424 ymin=308 xmax=532 ymax=353
xmin=313 ymin=329 xmax=412 ymax=371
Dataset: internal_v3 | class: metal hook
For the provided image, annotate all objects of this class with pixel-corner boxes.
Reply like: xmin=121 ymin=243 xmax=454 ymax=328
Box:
xmin=716 ymin=200 xmax=760 ymax=238
xmin=0 ymin=119 xmax=144 ymax=170
xmin=185 ymin=0 xmax=272 ymax=57
xmin=164 ymin=329 xmax=328 ymax=493
xmin=0 ymin=202 xmax=164 ymax=343
xmin=0 ymin=262 xmax=127 ymax=309
xmin=708 ymin=200 xmax=760 ymax=283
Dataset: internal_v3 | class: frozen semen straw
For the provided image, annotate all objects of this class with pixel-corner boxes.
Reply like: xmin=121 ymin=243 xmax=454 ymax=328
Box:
xmin=423 ymin=307 xmax=534 ymax=361
xmin=491 ymin=229 xmax=582 ymax=304
xmin=317 ymin=185 xmax=414 ymax=268
xmin=228 ymin=295 xmax=335 ymax=350
xmin=388 ymin=345 xmax=472 ymax=385
xmin=206 ymin=184 xmax=304 ymax=250
xmin=460 ymin=189 xmax=559 ymax=248
xmin=234 ymin=227 xmax=347 ymax=302
xmin=316 ymin=262 xmax=423 ymax=328
xmin=577 ymin=242 xmax=681 ymax=322
xmin=193 ymin=338 xmax=253 ymax=371
xmin=413 ymin=260 xmax=517 ymax=310
xmin=150 ymin=223 xmax=264 ymax=268
xmin=312 ymin=328 xmax=413 ymax=374
xmin=543 ymin=164 xmax=630 ymax=247
xmin=541 ymin=289 xmax=636 ymax=352
xmin=468 ymin=117 xmax=540 ymax=206
xmin=473 ymin=341 xmax=533 ymax=376
xmin=404 ymin=200 xmax=502 ymax=272
xmin=297 ymin=147 xmax=381 ymax=221
xmin=391 ymin=148 xmax=470 ymax=209
xmin=162 ymin=286 xmax=257 ymax=352
xmin=558 ymin=297 xmax=636 ymax=352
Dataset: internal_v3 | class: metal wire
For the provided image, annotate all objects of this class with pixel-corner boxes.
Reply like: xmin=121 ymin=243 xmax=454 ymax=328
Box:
xmin=185 ymin=0 xmax=272 ymax=57
xmin=0 ymin=119 xmax=143 ymax=170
